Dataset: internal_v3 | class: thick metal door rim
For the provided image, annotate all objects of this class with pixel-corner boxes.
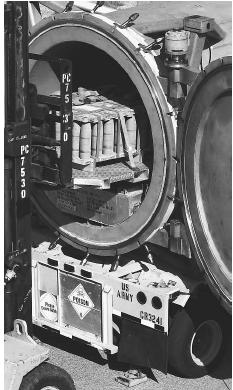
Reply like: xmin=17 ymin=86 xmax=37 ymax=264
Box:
xmin=28 ymin=12 xmax=176 ymax=255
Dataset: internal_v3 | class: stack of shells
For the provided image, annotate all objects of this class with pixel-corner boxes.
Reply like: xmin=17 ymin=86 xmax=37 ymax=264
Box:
xmin=55 ymin=88 xmax=137 ymax=164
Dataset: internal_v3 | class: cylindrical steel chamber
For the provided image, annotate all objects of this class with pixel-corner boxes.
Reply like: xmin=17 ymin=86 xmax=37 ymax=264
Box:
xmin=29 ymin=11 xmax=176 ymax=255
xmin=29 ymin=11 xmax=231 ymax=312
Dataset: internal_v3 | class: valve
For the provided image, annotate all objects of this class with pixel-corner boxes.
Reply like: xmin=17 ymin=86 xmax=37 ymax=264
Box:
xmin=163 ymin=29 xmax=190 ymax=111
xmin=164 ymin=30 xmax=189 ymax=68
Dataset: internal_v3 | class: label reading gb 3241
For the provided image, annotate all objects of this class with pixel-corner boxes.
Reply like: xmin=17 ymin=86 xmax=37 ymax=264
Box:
xmin=140 ymin=311 xmax=163 ymax=326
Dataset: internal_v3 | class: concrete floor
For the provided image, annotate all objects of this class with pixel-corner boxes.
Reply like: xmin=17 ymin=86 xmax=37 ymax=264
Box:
xmin=34 ymin=319 xmax=232 ymax=390
xmin=31 ymin=226 xmax=232 ymax=390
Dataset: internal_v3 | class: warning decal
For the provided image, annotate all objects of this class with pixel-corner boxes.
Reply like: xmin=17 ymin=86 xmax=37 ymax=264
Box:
xmin=68 ymin=284 xmax=94 ymax=320
xmin=40 ymin=292 xmax=58 ymax=322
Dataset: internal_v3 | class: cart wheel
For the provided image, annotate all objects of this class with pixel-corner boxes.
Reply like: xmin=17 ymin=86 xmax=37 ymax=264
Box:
xmin=168 ymin=306 xmax=223 ymax=378
xmin=19 ymin=362 xmax=76 ymax=390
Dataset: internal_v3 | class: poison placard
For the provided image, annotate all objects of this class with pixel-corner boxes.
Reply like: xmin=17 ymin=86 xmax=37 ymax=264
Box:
xmin=68 ymin=284 xmax=94 ymax=320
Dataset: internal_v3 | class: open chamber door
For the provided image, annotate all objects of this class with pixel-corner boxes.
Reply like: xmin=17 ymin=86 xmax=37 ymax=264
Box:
xmin=29 ymin=12 xmax=176 ymax=256
xmin=178 ymin=57 xmax=232 ymax=312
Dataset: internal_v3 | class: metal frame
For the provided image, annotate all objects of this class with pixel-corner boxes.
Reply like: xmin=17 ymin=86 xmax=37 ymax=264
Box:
xmin=31 ymin=243 xmax=191 ymax=358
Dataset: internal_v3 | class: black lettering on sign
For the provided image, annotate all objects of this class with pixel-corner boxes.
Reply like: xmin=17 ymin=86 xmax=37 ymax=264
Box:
xmin=20 ymin=144 xmax=29 ymax=199
xmin=72 ymin=296 xmax=89 ymax=307
xmin=117 ymin=289 xmax=133 ymax=303
xmin=122 ymin=283 xmax=129 ymax=292
xmin=41 ymin=302 xmax=57 ymax=314
xmin=140 ymin=311 xmax=162 ymax=326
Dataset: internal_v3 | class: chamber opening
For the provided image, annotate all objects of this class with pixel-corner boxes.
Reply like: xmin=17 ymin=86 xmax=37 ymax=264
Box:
xmin=29 ymin=19 xmax=174 ymax=253
xmin=31 ymin=40 xmax=154 ymax=227
xmin=46 ymin=42 xmax=139 ymax=97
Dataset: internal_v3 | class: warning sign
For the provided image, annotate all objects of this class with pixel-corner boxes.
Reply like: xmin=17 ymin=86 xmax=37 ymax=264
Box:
xmin=40 ymin=292 xmax=58 ymax=322
xmin=68 ymin=284 xmax=94 ymax=320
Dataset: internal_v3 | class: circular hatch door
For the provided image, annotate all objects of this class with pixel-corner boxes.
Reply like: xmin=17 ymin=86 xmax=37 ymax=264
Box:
xmin=179 ymin=57 xmax=232 ymax=312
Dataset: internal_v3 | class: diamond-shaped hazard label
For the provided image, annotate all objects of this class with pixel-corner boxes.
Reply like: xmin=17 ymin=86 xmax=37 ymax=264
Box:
xmin=68 ymin=284 xmax=94 ymax=320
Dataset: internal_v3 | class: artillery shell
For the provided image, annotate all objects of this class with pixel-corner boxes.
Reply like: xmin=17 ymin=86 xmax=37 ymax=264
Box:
xmin=79 ymin=122 xmax=92 ymax=160
xmin=126 ymin=115 xmax=137 ymax=150
xmin=91 ymin=123 xmax=98 ymax=157
xmin=103 ymin=119 xmax=114 ymax=155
